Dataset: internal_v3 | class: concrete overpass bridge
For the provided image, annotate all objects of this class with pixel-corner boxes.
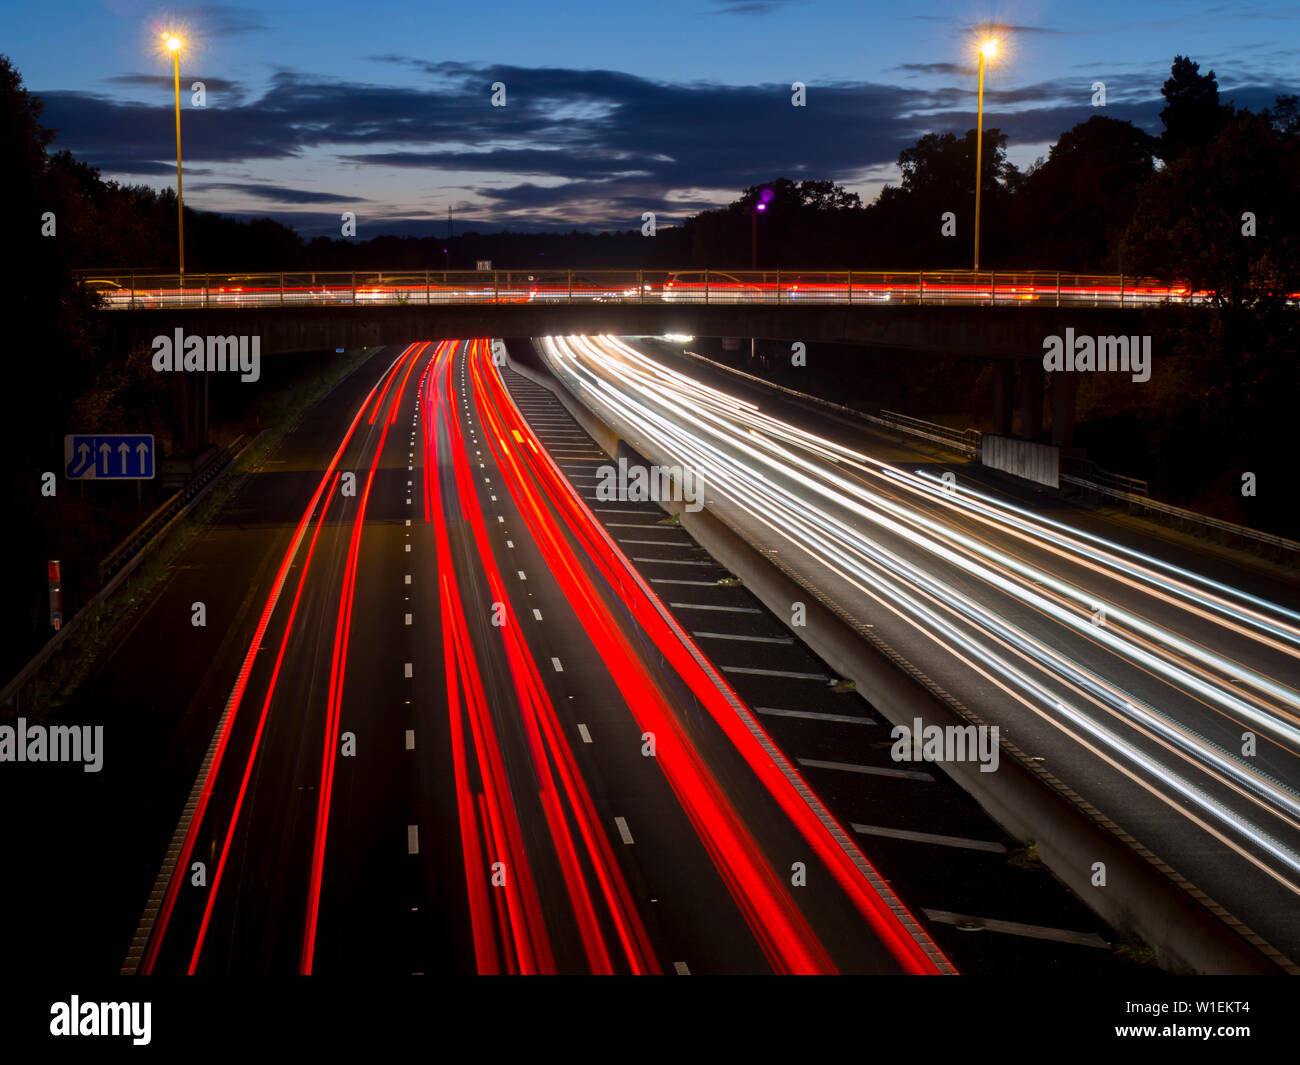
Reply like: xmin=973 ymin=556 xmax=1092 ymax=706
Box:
xmin=82 ymin=268 xmax=1202 ymax=449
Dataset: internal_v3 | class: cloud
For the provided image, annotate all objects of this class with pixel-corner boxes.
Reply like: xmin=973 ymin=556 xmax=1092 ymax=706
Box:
xmin=190 ymin=182 xmax=368 ymax=204
xmin=37 ymin=58 xmax=1297 ymax=230
xmin=711 ymin=0 xmax=807 ymax=14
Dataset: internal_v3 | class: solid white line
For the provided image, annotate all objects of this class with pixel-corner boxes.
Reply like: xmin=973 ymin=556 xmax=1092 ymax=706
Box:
xmin=407 ymin=825 xmax=419 ymax=854
xmin=850 ymin=823 xmax=1006 ymax=853
xmin=797 ymin=757 xmax=933 ymax=781
xmin=631 ymin=557 xmax=713 ymax=566
xmin=405 ymin=730 xmax=415 ymax=750
xmin=921 ymin=910 xmax=1109 ymax=948
xmin=692 ymin=632 xmax=793 ymax=644
xmin=614 ymin=816 xmax=634 ymax=844
xmin=619 ymin=538 xmax=692 ymax=547
xmin=551 ymin=657 xmax=564 ymax=672
xmin=723 ymin=666 xmax=828 ymax=681
xmin=650 ymin=578 xmax=718 ymax=586
xmin=577 ymin=723 xmax=593 ymax=744
xmin=754 ymin=707 xmax=875 ymax=725
xmin=669 ymin=603 xmax=761 ymax=613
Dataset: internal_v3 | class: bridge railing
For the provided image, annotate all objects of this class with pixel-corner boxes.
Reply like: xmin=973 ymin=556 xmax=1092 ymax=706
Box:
xmin=75 ymin=269 xmax=1208 ymax=310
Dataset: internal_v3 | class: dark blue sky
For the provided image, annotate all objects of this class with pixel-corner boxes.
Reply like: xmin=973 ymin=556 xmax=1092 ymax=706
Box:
xmin=8 ymin=1 xmax=1298 ymax=235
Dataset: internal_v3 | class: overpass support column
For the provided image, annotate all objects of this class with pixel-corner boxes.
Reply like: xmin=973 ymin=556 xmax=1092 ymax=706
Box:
xmin=1019 ymin=358 xmax=1044 ymax=442
xmin=991 ymin=360 xmax=1014 ymax=437
xmin=1050 ymin=370 xmax=1077 ymax=447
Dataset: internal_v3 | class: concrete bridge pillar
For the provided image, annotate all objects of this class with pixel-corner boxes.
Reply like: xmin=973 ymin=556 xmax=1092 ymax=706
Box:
xmin=1019 ymin=359 xmax=1044 ymax=442
xmin=991 ymin=361 xmax=1014 ymax=437
xmin=1051 ymin=370 xmax=1077 ymax=447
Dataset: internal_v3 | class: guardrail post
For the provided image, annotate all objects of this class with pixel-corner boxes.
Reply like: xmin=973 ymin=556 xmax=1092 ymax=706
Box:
xmin=494 ymin=271 xmax=500 ymax=303
xmin=918 ymin=271 xmax=925 ymax=305
xmin=990 ymin=271 xmax=996 ymax=305
xmin=1056 ymin=272 xmax=1061 ymax=308
xmin=279 ymin=273 xmax=284 ymax=306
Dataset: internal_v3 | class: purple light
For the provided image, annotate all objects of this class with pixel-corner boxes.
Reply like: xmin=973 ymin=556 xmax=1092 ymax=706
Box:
xmin=756 ymin=203 xmax=767 ymax=212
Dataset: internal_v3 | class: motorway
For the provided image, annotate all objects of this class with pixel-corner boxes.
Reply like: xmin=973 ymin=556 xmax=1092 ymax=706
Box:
xmin=536 ymin=334 xmax=1300 ymax=967
xmin=112 ymin=338 xmax=956 ymax=974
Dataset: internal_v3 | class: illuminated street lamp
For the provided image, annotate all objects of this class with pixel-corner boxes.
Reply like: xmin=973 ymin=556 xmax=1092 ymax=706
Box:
xmin=973 ymin=36 xmax=998 ymax=271
xmin=165 ymin=34 xmax=185 ymax=275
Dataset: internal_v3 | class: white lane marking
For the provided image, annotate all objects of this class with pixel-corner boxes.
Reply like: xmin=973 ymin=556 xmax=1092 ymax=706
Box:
xmin=507 ymin=541 xmax=514 ymax=548
xmin=614 ymin=817 xmax=634 ymax=845
xmin=497 ymin=515 xmax=504 ymax=523
xmin=490 ymin=494 xmax=497 ymax=501
xmin=551 ymin=657 xmax=564 ymax=672
xmin=921 ymin=910 xmax=1110 ymax=948
xmin=668 ymin=603 xmax=761 ymax=613
xmin=797 ymin=757 xmax=933 ymax=781
xmin=577 ymin=723 xmax=592 ymax=744
xmin=405 ymin=519 xmax=411 ymax=526
xmin=722 ymin=666 xmax=828 ymax=681
xmin=692 ymin=632 xmax=793 ymax=645
xmin=673 ymin=962 xmax=691 ymax=975
xmin=406 ymin=498 xmax=411 ymax=504
xmin=405 ymin=730 xmax=415 ymax=750
xmin=630 ymin=557 xmax=713 ymax=566
xmin=533 ymin=609 xmax=543 ymax=621
xmin=407 ymin=480 xmax=412 ymax=486
xmin=404 ymin=662 xmax=413 ymax=678
xmin=619 ymin=538 xmax=692 ymax=547
xmin=754 ymin=707 xmax=875 ymax=725
xmin=850 ymin=823 xmax=1007 ymax=853
xmin=405 ymin=613 xmax=413 ymax=625
xmin=407 ymin=825 xmax=419 ymax=854
xmin=650 ymin=578 xmax=717 ymax=586
xmin=405 ymin=543 xmax=411 ymax=552
xmin=405 ymin=574 xmax=411 ymax=584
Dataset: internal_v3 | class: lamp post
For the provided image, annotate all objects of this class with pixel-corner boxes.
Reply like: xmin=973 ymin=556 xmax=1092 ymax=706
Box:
xmin=973 ymin=36 xmax=997 ymax=271
xmin=166 ymin=35 xmax=185 ymax=276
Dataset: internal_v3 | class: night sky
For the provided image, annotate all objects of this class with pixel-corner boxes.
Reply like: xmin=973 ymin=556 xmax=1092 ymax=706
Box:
xmin=7 ymin=0 xmax=1298 ymax=235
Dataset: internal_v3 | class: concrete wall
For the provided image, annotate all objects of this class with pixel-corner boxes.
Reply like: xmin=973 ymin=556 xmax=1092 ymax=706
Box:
xmin=982 ymin=433 xmax=1060 ymax=488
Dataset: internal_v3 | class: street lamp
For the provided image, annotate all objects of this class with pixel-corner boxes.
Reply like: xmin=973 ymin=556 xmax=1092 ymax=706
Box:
xmin=973 ymin=36 xmax=997 ymax=271
xmin=165 ymin=35 xmax=185 ymax=276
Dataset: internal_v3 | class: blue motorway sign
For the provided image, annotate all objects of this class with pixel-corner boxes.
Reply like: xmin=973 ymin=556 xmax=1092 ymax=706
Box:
xmin=64 ymin=434 xmax=155 ymax=480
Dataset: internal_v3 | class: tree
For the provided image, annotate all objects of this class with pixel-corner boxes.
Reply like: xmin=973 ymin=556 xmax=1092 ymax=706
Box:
xmin=1014 ymin=115 xmax=1158 ymax=270
xmin=1158 ymin=55 xmax=1230 ymax=163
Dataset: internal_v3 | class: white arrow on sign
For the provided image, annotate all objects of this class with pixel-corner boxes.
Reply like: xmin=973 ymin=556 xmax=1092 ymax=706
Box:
xmin=72 ymin=443 xmax=91 ymax=476
xmin=98 ymin=442 xmax=111 ymax=473
xmin=118 ymin=441 xmax=131 ymax=474
xmin=137 ymin=441 xmax=150 ymax=474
